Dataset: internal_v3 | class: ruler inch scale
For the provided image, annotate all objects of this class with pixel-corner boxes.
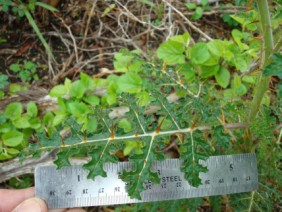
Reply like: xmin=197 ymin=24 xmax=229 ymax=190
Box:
xmin=35 ymin=153 xmax=258 ymax=209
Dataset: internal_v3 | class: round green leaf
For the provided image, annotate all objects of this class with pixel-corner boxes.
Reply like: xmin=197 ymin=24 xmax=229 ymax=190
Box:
xmin=70 ymin=80 xmax=86 ymax=99
xmin=190 ymin=43 xmax=211 ymax=65
xmin=80 ymin=73 xmax=95 ymax=90
xmin=67 ymin=101 xmax=90 ymax=116
xmin=118 ymin=118 xmax=132 ymax=133
xmin=27 ymin=101 xmax=38 ymax=117
xmin=157 ymin=40 xmax=185 ymax=65
xmin=53 ymin=113 xmax=67 ymax=126
xmin=7 ymin=148 xmax=20 ymax=155
xmin=118 ymin=73 xmax=143 ymax=94
xmin=5 ymin=102 xmax=22 ymax=120
xmin=215 ymin=67 xmax=230 ymax=88
xmin=49 ymin=85 xmax=68 ymax=97
xmin=43 ymin=112 xmax=54 ymax=127
xmin=83 ymin=95 xmax=100 ymax=106
xmin=29 ymin=117 xmax=42 ymax=129
xmin=2 ymin=131 xmax=23 ymax=147
xmin=86 ymin=118 xmax=98 ymax=133
xmin=13 ymin=116 xmax=31 ymax=129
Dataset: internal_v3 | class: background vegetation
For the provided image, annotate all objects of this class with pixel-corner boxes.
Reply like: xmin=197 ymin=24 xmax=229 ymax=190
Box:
xmin=0 ymin=0 xmax=281 ymax=211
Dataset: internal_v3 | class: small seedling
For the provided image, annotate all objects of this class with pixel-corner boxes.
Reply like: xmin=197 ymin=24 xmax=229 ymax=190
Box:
xmin=9 ymin=60 xmax=39 ymax=82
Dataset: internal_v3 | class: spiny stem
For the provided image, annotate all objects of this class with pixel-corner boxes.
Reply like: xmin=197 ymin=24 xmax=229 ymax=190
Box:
xmin=38 ymin=123 xmax=249 ymax=151
xmin=248 ymin=0 xmax=274 ymax=122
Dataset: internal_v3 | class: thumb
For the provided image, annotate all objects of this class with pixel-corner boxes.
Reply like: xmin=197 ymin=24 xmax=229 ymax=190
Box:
xmin=12 ymin=197 xmax=48 ymax=212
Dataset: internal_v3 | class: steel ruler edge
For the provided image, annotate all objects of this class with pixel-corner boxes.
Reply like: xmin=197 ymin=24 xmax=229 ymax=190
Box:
xmin=35 ymin=153 xmax=258 ymax=209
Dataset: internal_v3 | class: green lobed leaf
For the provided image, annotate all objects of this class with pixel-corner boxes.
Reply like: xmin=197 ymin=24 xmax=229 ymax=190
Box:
xmin=120 ymin=139 xmax=164 ymax=199
xmin=120 ymin=153 xmax=160 ymax=199
xmin=83 ymin=95 xmax=100 ymax=106
xmin=85 ymin=117 xmax=98 ymax=133
xmin=169 ymin=33 xmax=190 ymax=46
xmin=157 ymin=40 xmax=186 ymax=65
xmin=180 ymin=130 xmax=210 ymax=187
xmin=118 ymin=73 xmax=143 ymax=94
xmin=123 ymin=141 xmax=144 ymax=156
xmin=118 ymin=118 xmax=132 ymax=133
xmin=189 ymin=43 xmax=211 ymax=65
xmin=263 ymin=53 xmax=282 ymax=78
xmin=212 ymin=125 xmax=232 ymax=152
xmin=135 ymin=91 xmax=150 ymax=106
xmin=80 ymin=73 xmax=95 ymax=90
xmin=70 ymin=80 xmax=86 ymax=99
xmin=83 ymin=144 xmax=119 ymax=179
xmin=231 ymin=29 xmax=249 ymax=51
xmin=54 ymin=150 xmax=71 ymax=168
xmin=200 ymin=65 xmax=220 ymax=78
xmin=67 ymin=101 xmax=90 ymax=117
xmin=113 ymin=50 xmax=134 ymax=72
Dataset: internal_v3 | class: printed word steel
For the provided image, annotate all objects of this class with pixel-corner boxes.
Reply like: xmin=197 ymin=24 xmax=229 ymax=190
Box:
xmin=35 ymin=153 xmax=258 ymax=208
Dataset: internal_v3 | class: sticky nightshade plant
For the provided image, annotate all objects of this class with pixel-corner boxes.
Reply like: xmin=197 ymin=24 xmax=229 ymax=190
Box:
xmin=20 ymin=53 xmax=232 ymax=200
xmin=9 ymin=0 xmax=281 ymax=210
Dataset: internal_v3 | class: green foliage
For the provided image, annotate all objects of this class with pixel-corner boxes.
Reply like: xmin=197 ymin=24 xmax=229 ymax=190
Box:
xmin=263 ymin=53 xmax=282 ymax=78
xmin=0 ymin=101 xmax=41 ymax=160
xmin=179 ymin=130 xmax=210 ymax=187
xmin=8 ymin=175 xmax=33 ymax=189
xmin=9 ymin=60 xmax=39 ymax=82
xmin=263 ymin=53 xmax=282 ymax=97
xmin=0 ymin=73 xmax=9 ymax=98
xmin=185 ymin=0 xmax=211 ymax=20
xmin=2 ymin=1 xmax=281 ymax=210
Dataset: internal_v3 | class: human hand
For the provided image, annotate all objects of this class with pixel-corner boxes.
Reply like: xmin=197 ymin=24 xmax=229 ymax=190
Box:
xmin=0 ymin=187 xmax=85 ymax=212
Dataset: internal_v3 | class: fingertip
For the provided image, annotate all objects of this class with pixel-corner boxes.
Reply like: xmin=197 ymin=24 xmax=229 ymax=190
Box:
xmin=12 ymin=197 xmax=48 ymax=212
xmin=67 ymin=209 xmax=87 ymax=212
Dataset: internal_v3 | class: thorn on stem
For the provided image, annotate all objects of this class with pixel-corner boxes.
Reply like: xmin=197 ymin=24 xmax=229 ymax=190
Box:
xmin=161 ymin=63 xmax=167 ymax=72
xmin=84 ymin=133 xmax=87 ymax=142
xmin=110 ymin=123 xmax=115 ymax=139
xmin=191 ymin=117 xmax=200 ymax=130
xmin=135 ymin=128 xmax=139 ymax=137
xmin=61 ymin=137 xmax=65 ymax=147
xmin=156 ymin=117 xmax=166 ymax=134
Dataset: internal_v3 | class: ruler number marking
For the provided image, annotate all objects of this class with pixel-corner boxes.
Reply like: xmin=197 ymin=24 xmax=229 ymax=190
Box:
xmin=176 ymin=182 xmax=181 ymax=188
xmin=49 ymin=190 xmax=56 ymax=197
xmin=229 ymin=163 xmax=234 ymax=171
xmin=35 ymin=154 xmax=258 ymax=208
xmin=66 ymin=190 xmax=72 ymax=196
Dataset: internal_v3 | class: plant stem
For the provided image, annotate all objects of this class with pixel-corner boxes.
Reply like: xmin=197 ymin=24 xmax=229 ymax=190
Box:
xmin=248 ymin=0 xmax=274 ymax=122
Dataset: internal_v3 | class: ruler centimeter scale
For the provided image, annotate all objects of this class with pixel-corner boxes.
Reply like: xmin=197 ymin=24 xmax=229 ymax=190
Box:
xmin=35 ymin=153 xmax=258 ymax=209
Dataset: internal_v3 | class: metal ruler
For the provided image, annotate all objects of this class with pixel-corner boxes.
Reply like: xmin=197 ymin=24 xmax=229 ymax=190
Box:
xmin=35 ymin=153 xmax=258 ymax=209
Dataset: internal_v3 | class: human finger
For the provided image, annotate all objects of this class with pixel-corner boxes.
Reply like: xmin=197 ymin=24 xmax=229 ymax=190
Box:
xmin=12 ymin=197 xmax=48 ymax=212
xmin=49 ymin=208 xmax=86 ymax=212
xmin=0 ymin=187 xmax=34 ymax=212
